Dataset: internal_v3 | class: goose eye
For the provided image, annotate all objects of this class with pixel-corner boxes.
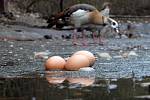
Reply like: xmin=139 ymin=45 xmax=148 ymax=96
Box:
xmin=112 ymin=22 xmax=116 ymax=25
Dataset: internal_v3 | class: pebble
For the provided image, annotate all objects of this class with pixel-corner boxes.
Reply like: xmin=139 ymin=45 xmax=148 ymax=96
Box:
xmin=140 ymin=82 xmax=150 ymax=87
xmin=34 ymin=51 xmax=51 ymax=59
xmin=10 ymin=45 xmax=14 ymax=47
xmin=79 ymin=67 xmax=95 ymax=72
xmin=121 ymin=34 xmax=128 ymax=39
xmin=108 ymin=84 xmax=117 ymax=90
xmin=135 ymin=95 xmax=150 ymax=99
xmin=113 ymin=55 xmax=123 ymax=59
xmin=122 ymin=51 xmax=138 ymax=58
xmin=96 ymin=52 xmax=112 ymax=60
xmin=128 ymin=51 xmax=138 ymax=56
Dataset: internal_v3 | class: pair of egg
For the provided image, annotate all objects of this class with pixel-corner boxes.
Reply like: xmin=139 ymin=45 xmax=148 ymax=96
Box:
xmin=45 ymin=50 xmax=95 ymax=71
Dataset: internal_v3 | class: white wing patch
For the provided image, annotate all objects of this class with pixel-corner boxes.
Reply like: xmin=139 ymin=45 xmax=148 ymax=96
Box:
xmin=71 ymin=9 xmax=90 ymax=27
xmin=71 ymin=9 xmax=89 ymax=17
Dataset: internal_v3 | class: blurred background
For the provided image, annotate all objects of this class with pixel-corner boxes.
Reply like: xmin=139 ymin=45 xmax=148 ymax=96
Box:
xmin=1 ymin=0 xmax=150 ymax=18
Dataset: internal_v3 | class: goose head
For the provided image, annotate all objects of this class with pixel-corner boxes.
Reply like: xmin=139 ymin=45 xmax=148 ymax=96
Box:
xmin=102 ymin=2 xmax=111 ymax=10
xmin=107 ymin=17 xmax=119 ymax=33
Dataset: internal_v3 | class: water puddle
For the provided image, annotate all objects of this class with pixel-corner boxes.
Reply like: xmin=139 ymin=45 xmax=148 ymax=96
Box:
xmin=0 ymin=71 xmax=150 ymax=100
xmin=1 ymin=33 xmax=150 ymax=99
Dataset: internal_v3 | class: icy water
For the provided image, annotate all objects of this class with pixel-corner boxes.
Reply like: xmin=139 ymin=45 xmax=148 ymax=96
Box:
xmin=1 ymin=75 xmax=150 ymax=100
xmin=1 ymin=34 xmax=150 ymax=99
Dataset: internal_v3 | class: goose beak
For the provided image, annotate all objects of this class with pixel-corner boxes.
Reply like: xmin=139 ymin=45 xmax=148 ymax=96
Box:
xmin=114 ymin=27 xmax=119 ymax=33
xmin=114 ymin=27 xmax=122 ymax=38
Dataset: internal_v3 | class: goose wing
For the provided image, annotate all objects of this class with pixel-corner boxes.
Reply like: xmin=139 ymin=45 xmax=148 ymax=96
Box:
xmin=64 ymin=4 xmax=97 ymax=17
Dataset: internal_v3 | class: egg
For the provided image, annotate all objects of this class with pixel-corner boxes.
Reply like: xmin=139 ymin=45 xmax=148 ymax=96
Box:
xmin=73 ymin=50 xmax=95 ymax=66
xmin=45 ymin=56 xmax=66 ymax=70
xmin=65 ymin=55 xmax=90 ymax=71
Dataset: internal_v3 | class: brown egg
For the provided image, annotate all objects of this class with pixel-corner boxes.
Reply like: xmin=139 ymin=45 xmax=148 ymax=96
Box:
xmin=45 ymin=56 xmax=66 ymax=70
xmin=73 ymin=50 xmax=95 ymax=66
xmin=65 ymin=55 xmax=90 ymax=71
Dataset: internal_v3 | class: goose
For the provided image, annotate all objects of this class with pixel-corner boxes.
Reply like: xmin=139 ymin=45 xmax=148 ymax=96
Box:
xmin=47 ymin=3 xmax=110 ymax=29
xmin=47 ymin=4 xmax=119 ymax=45
xmin=47 ymin=4 xmax=96 ymax=29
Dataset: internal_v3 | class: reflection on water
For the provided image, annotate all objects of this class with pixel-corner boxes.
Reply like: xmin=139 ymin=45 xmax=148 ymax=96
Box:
xmin=45 ymin=71 xmax=95 ymax=87
xmin=45 ymin=71 xmax=66 ymax=84
xmin=0 ymin=72 xmax=150 ymax=100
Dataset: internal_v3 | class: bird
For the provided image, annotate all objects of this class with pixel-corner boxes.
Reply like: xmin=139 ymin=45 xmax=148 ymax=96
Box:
xmin=47 ymin=4 xmax=97 ymax=29
xmin=47 ymin=3 xmax=119 ymax=45
xmin=47 ymin=3 xmax=110 ymax=29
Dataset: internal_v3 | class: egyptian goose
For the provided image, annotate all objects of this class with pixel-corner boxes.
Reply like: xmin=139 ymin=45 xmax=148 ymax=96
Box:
xmin=47 ymin=3 xmax=110 ymax=29
xmin=47 ymin=4 xmax=119 ymax=45
xmin=47 ymin=4 xmax=96 ymax=29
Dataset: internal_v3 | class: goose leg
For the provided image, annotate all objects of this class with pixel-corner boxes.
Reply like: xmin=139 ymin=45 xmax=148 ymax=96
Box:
xmin=92 ymin=31 xmax=97 ymax=44
xmin=98 ymin=36 xmax=104 ymax=45
xmin=81 ymin=29 xmax=87 ymax=46
xmin=73 ymin=29 xmax=78 ymax=45
xmin=92 ymin=31 xmax=103 ymax=45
